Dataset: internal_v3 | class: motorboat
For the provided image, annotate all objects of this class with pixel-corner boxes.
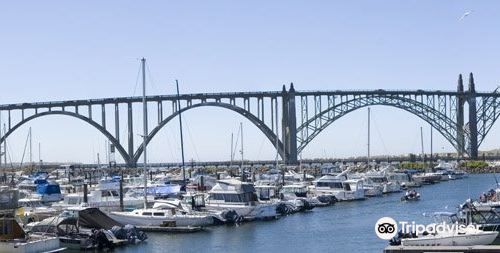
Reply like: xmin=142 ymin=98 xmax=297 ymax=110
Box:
xmin=364 ymin=173 xmax=400 ymax=194
xmin=205 ymin=179 xmax=278 ymax=220
xmin=17 ymin=198 xmax=60 ymax=223
xmin=312 ymin=173 xmax=365 ymax=201
xmin=400 ymin=226 xmax=497 ymax=246
xmin=412 ymin=173 xmax=441 ymax=185
xmin=35 ymin=182 xmax=63 ymax=202
xmin=0 ymin=187 xmax=66 ymax=253
xmin=363 ymin=183 xmax=384 ymax=197
xmin=401 ymin=190 xmax=420 ymax=201
xmin=108 ymin=204 xmax=216 ymax=227
xmin=281 ymin=184 xmax=335 ymax=207
xmin=28 ymin=207 xmax=145 ymax=250
xmin=387 ymin=172 xmax=421 ymax=189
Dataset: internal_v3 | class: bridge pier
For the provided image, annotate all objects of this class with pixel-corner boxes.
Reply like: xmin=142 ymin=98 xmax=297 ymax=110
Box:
xmin=468 ymin=73 xmax=478 ymax=159
xmin=281 ymin=84 xmax=298 ymax=164
xmin=456 ymin=74 xmax=465 ymax=157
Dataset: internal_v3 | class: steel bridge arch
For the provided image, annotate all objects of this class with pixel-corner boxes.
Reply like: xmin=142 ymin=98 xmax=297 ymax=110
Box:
xmin=132 ymin=102 xmax=284 ymax=164
xmin=0 ymin=111 xmax=131 ymax=163
xmin=297 ymin=95 xmax=460 ymax=155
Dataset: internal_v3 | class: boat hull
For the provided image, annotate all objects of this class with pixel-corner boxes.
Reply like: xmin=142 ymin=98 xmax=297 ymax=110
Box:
xmin=109 ymin=212 xmax=215 ymax=227
xmin=206 ymin=203 xmax=278 ymax=220
xmin=0 ymin=237 xmax=64 ymax=253
xmin=401 ymin=232 xmax=498 ymax=246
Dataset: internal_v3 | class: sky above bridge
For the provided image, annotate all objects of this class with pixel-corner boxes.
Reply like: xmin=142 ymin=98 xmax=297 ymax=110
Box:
xmin=1 ymin=1 xmax=500 ymax=164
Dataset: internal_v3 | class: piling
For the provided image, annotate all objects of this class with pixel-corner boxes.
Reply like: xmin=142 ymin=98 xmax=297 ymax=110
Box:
xmin=200 ymin=175 xmax=204 ymax=191
xmin=119 ymin=171 xmax=124 ymax=211
xmin=83 ymin=183 xmax=88 ymax=203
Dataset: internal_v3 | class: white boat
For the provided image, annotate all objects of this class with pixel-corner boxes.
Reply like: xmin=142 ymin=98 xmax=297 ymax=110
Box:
xmin=18 ymin=198 xmax=60 ymax=223
xmin=363 ymin=184 xmax=383 ymax=197
xmin=387 ymin=172 xmax=421 ymax=188
xmin=412 ymin=173 xmax=441 ymax=184
xmin=364 ymin=173 xmax=400 ymax=194
xmin=205 ymin=179 xmax=278 ymax=220
xmin=108 ymin=204 xmax=215 ymax=227
xmin=401 ymin=226 xmax=498 ymax=246
xmin=52 ymin=188 xmax=147 ymax=211
xmin=0 ymin=188 xmax=65 ymax=253
xmin=312 ymin=174 xmax=365 ymax=201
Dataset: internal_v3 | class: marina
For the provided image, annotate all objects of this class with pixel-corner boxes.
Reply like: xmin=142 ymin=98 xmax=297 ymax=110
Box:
xmin=1 ymin=160 xmax=500 ymax=252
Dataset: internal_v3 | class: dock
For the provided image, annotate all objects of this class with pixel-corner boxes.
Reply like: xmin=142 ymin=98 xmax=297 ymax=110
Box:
xmin=384 ymin=245 xmax=500 ymax=253
xmin=136 ymin=226 xmax=204 ymax=233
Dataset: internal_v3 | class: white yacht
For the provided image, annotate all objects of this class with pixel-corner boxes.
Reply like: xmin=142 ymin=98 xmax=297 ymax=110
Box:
xmin=205 ymin=179 xmax=278 ymax=220
xmin=387 ymin=172 xmax=421 ymax=189
xmin=108 ymin=201 xmax=216 ymax=227
xmin=364 ymin=173 xmax=400 ymax=194
xmin=312 ymin=174 xmax=365 ymax=201
xmin=401 ymin=226 xmax=498 ymax=246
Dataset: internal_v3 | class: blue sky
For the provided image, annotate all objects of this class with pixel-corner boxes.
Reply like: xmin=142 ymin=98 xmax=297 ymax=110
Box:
xmin=1 ymin=1 xmax=499 ymax=164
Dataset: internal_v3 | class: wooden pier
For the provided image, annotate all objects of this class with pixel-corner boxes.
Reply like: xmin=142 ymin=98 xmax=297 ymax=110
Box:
xmin=384 ymin=245 xmax=500 ymax=253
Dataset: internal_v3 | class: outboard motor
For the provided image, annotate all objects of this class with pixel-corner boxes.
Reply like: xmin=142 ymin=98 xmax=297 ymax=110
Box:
xmin=91 ymin=229 xmax=114 ymax=250
xmin=221 ymin=210 xmax=241 ymax=224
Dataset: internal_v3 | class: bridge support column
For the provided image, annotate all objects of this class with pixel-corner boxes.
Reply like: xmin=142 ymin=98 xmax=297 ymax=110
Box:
xmin=115 ymin=103 xmax=120 ymax=142
xmin=127 ymin=102 xmax=136 ymax=167
xmin=456 ymin=75 xmax=465 ymax=157
xmin=467 ymin=73 xmax=478 ymax=159
xmin=281 ymin=84 xmax=298 ymax=164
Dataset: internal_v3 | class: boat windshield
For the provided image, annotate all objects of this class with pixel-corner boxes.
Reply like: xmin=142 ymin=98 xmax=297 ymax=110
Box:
xmin=316 ymin=182 xmax=343 ymax=189
xmin=370 ymin=177 xmax=387 ymax=183
xmin=470 ymin=211 xmax=500 ymax=224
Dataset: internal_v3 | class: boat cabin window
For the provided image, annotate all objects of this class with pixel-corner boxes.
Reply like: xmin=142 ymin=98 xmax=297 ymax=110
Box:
xmin=370 ymin=177 xmax=387 ymax=183
xmin=210 ymin=192 xmax=256 ymax=203
xmin=316 ymin=182 xmax=343 ymax=189
xmin=142 ymin=212 xmax=152 ymax=216
xmin=343 ymin=184 xmax=351 ymax=191
xmin=0 ymin=220 xmax=13 ymax=235
xmin=471 ymin=211 xmax=500 ymax=224
xmin=102 ymin=190 xmax=119 ymax=197
xmin=66 ymin=197 xmax=81 ymax=205
xmin=153 ymin=212 xmax=164 ymax=216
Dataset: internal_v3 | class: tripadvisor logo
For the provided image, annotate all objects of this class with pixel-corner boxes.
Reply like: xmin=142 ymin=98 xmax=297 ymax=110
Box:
xmin=375 ymin=217 xmax=398 ymax=240
xmin=374 ymin=216 xmax=481 ymax=240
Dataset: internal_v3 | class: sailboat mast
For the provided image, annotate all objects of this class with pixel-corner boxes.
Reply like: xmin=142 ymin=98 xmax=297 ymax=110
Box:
xmin=420 ymin=126 xmax=424 ymax=165
xmin=38 ymin=142 xmax=41 ymax=168
xmin=240 ymin=122 xmax=244 ymax=180
xmin=141 ymin=58 xmax=148 ymax=209
xmin=29 ymin=127 xmax=32 ymax=166
xmin=176 ymin=80 xmax=186 ymax=185
xmin=3 ymin=124 xmax=6 ymax=166
xmin=367 ymin=107 xmax=371 ymax=164
xmin=430 ymin=125 xmax=433 ymax=162
xmin=230 ymin=133 xmax=234 ymax=166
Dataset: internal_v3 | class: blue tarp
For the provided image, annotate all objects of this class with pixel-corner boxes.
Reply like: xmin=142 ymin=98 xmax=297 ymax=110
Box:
xmin=36 ymin=183 xmax=62 ymax=195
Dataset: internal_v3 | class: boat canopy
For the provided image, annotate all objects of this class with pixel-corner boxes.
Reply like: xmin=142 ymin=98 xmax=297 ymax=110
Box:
xmin=29 ymin=216 xmax=79 ymax=235
xmin=36 ymin=183 xmax=61 ymax=195
xmin=78 ymin=207 xmax=123 ymax=230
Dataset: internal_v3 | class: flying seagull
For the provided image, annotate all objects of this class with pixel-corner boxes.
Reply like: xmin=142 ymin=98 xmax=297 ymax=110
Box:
xmin=459 ymin=10 xmax=473 ymax=21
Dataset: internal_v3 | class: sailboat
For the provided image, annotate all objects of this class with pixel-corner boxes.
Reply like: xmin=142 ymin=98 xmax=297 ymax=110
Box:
xmin=109 ymin=59 xmax=216 ymax=227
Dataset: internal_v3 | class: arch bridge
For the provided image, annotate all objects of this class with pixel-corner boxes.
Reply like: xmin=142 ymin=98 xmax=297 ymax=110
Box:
xmin=1 ymin=73 xmax=499 ymax=166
